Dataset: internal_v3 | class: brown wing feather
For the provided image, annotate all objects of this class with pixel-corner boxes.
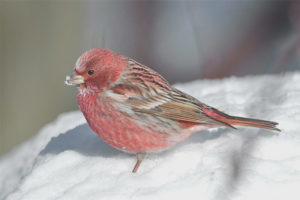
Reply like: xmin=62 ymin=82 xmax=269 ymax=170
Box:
xmin=131 ymin=90 xmax=235 ymax=128
xmin=110 ymin=59 xmax=234 ymax=129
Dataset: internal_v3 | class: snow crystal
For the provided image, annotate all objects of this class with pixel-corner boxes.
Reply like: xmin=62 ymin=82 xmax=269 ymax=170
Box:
xmin=1 ymin=73 xmax=300 ymax=200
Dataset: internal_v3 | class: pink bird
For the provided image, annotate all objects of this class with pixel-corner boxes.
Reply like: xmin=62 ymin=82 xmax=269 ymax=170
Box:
xmin=65 ymin=48 xmax=280 ymax=173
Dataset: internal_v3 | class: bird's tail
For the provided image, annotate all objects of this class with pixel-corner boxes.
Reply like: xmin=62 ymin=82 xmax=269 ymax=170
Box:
xmin=202 ymin=107 xmax=281 ymax=132
xmin=222 ymin=116 xmax=281 ymax=132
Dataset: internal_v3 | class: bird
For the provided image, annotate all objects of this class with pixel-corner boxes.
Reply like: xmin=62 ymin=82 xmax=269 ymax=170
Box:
xmin=65 ymin=48 xmax=280 ymax=173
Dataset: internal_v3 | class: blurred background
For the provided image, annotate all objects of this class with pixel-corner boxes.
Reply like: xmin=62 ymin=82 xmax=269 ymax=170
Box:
xmin=0 ymin=0 xmax=300 ymax=157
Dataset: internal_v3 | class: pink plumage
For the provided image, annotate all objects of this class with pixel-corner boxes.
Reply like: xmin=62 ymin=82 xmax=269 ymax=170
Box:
xmin=66 ymin=48 xmax=280 ymax=173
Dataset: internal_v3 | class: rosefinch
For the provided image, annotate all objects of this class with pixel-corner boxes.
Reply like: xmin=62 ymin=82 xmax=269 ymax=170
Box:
xmin=65 ymin=48 xmax=280 ymax=173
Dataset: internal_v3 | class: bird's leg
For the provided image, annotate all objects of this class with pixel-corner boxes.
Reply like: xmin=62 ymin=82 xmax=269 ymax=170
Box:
xmin=132 ymin=152 xmax=146 ymax=173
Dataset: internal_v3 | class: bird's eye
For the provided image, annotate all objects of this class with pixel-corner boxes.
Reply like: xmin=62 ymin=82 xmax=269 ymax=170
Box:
xmin=88 ymin=69 xmax=94 ymax=75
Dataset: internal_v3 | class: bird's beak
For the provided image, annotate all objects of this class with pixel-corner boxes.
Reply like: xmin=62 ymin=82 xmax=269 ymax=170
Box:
xmin=65 ymin=74 xmax=85 ymax=86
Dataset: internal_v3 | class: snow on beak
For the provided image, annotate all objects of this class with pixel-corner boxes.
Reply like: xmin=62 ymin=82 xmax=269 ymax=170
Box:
xmin=65 ymin=74 xmax=85 ymax=86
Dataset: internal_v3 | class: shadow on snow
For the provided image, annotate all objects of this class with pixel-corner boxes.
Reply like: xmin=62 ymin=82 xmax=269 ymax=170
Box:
xmin=40 ymin=124 xmax=121 ymax=157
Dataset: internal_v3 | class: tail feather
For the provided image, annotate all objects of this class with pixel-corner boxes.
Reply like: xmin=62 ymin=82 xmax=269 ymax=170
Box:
xmin=202 ymin=107 xmax=280 ymax=132
xmin=224 ymin=116 xmax=281 ymax=132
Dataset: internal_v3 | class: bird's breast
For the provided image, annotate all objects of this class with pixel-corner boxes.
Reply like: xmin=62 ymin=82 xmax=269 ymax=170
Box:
xmin=77 ymin=92 xmax=200 ymax=153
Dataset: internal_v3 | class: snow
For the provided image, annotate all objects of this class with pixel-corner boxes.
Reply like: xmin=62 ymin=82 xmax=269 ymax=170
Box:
xmin=1 ymin=72 xmax=300 ymax=200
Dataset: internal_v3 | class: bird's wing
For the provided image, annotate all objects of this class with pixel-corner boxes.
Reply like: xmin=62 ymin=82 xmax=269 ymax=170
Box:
xmin=107 ymin=59 xmax=234 ymax=128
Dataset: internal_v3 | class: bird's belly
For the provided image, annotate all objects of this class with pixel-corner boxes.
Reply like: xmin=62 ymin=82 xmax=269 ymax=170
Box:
xmin=92 ymin=108 xmax=181 ymax=152
xmin=78 ymin=96 xmax=195 ymax=153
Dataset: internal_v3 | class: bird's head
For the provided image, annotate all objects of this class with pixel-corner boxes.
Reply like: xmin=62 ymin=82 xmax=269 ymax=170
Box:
xmin=65 ymin=48 xmax=124 ymax=94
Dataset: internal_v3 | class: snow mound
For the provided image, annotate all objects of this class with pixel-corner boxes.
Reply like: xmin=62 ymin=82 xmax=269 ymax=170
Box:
xmin=1 ymin=73 xmax=300 ymax=200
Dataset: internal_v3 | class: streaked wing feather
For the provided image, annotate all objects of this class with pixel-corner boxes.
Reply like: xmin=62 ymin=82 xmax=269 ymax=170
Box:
xmin=132 ymin=93 xmax=233 ymax=127
xmin=110 ymin=59 xmax=233 ymax=128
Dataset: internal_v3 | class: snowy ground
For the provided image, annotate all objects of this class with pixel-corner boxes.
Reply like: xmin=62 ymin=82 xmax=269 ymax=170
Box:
xmin=1 ymin=72 xmax=300 ymax=200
